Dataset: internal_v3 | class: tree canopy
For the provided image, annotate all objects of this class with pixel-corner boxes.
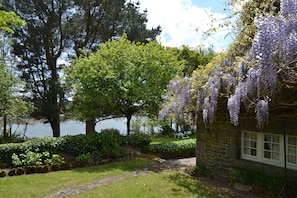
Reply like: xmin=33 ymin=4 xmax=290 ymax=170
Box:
xmin=66 ymin=35 xmax=183 ymax=135
xmin=4 ymin=0 xmax=161 ymax=137
xmin=0 ymin=2 xmax=25 ymax=34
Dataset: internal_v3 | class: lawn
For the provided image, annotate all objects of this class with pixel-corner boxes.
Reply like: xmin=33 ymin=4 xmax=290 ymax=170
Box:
xmin=150 ymin=134 xmax=196 ymax=144
xmin=69 ymin=170 xmax=233 ymax=198
xmin=0 ymin=158 xmax=152 ymax=198
xmin=0 ymin=157 xmax=236 ymax=198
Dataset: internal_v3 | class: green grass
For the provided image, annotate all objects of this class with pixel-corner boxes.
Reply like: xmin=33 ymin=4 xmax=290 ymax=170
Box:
xmin=0 ymin=157 xmax=236 ymax=198
xmin=0 ymin=158 xmax=153 ymax=198
xmin=150 ymin=135 xmax=196 ymax=144
xmin=69 ymin=170 xmax=234 ymax=198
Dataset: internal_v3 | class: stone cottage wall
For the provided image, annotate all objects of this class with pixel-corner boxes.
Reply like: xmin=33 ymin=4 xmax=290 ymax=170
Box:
xmin=196 ymin=111 xmax=241 ymax=178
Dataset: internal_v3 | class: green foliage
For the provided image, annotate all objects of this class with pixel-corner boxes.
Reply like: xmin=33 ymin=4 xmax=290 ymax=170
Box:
xmin=148 ymin=139 xmax=196 ymax=154
xmin=76 ymin=153 xmax=94 ymax=162
xmin=98 ymin=130 xmax=126 ymax=159
xmin=66 ymin=35 xmax=183 ymax=134
xmin=0 ymin=132 xmax=152 ymax=166
xmin=173 ymin=46 xmax=216 ymax=77
xmin=59 ymin=133 xmax=101 ymax=157
xmin=159 ymin=124 xmax=175 ymax=136
xmin=0 ymin=4 xmax=25 ymax=34
xmin=11 ymin=150 xmax=65 ymax=167
xmin=125 ymin=133 xmax=152 ymax=150
xmin=100 ymin=128 xmax=120 ymax=135
xmin=0 ymin=137 xmax=63 ymax=166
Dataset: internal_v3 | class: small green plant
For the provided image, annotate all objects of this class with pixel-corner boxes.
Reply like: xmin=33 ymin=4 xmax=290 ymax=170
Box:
xmin=21 ymin=150 xmax=43 ymax=166
xmin=11 ymin=153 xmax=22 ymax=167
xmin=51 ymin=154 xmax=65 ymax=165
xmin=76 ymin=153 xmax=93 ymax=162
xmin=11 ymin=150 xmax=65 ymax=167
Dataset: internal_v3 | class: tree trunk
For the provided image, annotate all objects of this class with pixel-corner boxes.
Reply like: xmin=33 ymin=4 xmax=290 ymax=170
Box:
xmin=127 ymin=114 xmax=132 ymax=135
xmin=50 ymin=113 xmax=60 ymax=137
xmin=86 ymin=119 xmax=96 ymax=134
xmin=3 ymin=113 xmax=7 ymax=140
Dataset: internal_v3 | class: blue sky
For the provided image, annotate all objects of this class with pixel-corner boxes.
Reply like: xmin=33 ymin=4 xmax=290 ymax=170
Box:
xmin=132 ymin=0 xmax=235 ymax=51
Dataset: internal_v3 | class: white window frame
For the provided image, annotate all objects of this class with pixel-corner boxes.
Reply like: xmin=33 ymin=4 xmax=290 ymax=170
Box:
xmin=287 ymin=136 xmax=297 ymax=169
xmin=241 ymin=131 xmax=297 ymax=171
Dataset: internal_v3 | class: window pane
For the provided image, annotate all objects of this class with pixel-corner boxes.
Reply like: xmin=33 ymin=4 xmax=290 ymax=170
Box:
xmin=251 ymin=149 xmax=257 ymax=156
xmin=265 ymin=134 xmax=271 ymax=142
xmin=288 ymin=146 xmax=296 ymax=154
xmin=272 ymin=144 xmax=279 ymax=151
xmin=264 ymin=151 xmax=271 ymax=159
xmin=263 ymin=134 xmax=280 ymax=161
xmin=288 ymin=137 xmax=296 ymax=145
xmin=242 ymin=132 xmax=258 ymax=158
xmin=251 ymin=141 xmax=257 ymax=148
xmin=287 ymin=136 xmax=297 ymax=165
xmin=288 ymin=155 xmax=296 ymax=164
xmin=272 ymin=153 xmax=279 ymax=160
xmin=273 ymin=136 xmax=280 ymax=142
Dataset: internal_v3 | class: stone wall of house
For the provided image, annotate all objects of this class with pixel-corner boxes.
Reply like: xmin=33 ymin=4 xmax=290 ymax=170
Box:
xmin=196 ymin=111 xmax=241 ymax=178
xmin=196 ymin=111 xmax=297 ymax=179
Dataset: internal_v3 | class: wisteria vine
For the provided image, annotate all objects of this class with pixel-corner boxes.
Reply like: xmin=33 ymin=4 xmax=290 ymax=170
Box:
xmin=159 ymin=0 xmax=297 ymax=128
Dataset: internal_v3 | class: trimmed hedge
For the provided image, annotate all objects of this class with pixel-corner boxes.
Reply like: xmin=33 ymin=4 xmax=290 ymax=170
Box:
xmin=0 ymin=137 xmax=63 ymax=166
xmin=0 ymin=131 xmax=152 ymax=167
xmin=147 ymin=139 xmax=196 ymax=158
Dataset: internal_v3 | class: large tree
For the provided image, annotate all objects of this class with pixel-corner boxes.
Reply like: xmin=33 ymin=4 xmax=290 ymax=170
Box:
xmin=4 ymin=0 xmax=161 ymax=136
xmin=4 ymin=0 xmax=73 ymax=137
xmin=66 ymin=35 xmax=183 ymax=135
xmin=66 ymin=0 xmax=161 ymax=133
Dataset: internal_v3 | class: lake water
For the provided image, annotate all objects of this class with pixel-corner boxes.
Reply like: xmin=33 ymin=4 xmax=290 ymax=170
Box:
xmin=11 ymin=118 xmax=158 ymax=138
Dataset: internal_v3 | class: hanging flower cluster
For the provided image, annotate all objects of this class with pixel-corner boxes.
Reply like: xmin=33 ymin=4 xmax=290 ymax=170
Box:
xmin=159 ymin=0 xmax=297 ymax=128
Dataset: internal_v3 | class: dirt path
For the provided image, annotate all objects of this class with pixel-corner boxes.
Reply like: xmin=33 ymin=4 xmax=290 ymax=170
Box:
xmin=44 ymin=157 xmax=271 ymax=198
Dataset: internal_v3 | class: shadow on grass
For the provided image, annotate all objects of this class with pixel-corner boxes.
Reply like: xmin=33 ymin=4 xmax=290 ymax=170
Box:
xmin=168 ymin=172 xmax=234 ymax=198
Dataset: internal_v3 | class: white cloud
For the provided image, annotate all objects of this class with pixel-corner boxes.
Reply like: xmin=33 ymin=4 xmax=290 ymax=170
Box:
xmin=132 ymin=0 xmax=232 ymax=51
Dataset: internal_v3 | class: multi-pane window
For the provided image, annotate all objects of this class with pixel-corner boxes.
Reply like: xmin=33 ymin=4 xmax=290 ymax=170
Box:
xmin=288 ymin=136 xmax=297 ymax=165
xmin=241 ymin=131 xmax=297 ymax=171
xmin=263 ymin=134 xmax=280 ymax=161
xmin=243 ymin=132 xmax=257 ymax=156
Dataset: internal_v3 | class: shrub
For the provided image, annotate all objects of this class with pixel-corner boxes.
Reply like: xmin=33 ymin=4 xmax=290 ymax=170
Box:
xmin=98 ymin=130 xmax=126 ymax=159
xmin=76 ymin=153 xmax=94 ymax=162
xmin=125 ymin=133 xmax=152 ymax=150
xmin=11 ymin=150 xmax=65 ymax=167
xmin=148 ymin=139 xmax=196 ymax=154
xmin=0 ymin=137 xmax=63 ymax=166
xmin=59 ymin=133 xmax=101 ymax=156
xmin=100 ymin=128 xmax=120 ymax=135
xmin=159 ymin=124 xmax=175 ymax=136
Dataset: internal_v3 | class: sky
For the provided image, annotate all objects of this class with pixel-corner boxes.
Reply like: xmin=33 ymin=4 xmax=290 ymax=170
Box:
xmin=131 ymin=0 xmax=235 ymax=51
